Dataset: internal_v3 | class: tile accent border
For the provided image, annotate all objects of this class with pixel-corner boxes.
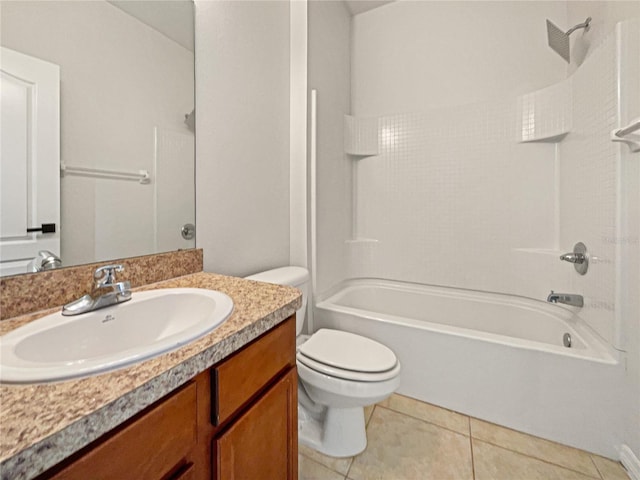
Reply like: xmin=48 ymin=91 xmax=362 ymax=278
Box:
xmin=0 ymin=249 xmax=203 ymax=320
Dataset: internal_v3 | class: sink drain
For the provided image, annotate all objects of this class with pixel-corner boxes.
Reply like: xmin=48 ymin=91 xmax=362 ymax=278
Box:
xmin=563 ymin=333 xmax=572 ymax=348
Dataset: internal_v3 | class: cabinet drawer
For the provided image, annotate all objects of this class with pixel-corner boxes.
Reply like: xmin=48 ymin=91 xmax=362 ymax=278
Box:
xmin=45 ymin=382 xmax=197 ymax=480
xmin=212 ymin=316 xmax=295 ymax=425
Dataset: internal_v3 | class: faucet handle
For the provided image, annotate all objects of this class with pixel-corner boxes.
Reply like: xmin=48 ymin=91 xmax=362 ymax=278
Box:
xmin=559 ymin=252 xmax=585 ymax=264
xmin=94 ymin=264 xmax=124 ymax=286
xmin=559 ymin=242 xmax=589 ymax=275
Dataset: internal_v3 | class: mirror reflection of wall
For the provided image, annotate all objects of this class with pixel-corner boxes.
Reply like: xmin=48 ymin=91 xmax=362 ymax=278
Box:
xmin=0 ymin=0 xmax=195 ymax=276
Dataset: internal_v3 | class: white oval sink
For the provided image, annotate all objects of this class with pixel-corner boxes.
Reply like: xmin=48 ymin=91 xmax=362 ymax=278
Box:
xmin=0 ymin=288 xmax=234 ymax=384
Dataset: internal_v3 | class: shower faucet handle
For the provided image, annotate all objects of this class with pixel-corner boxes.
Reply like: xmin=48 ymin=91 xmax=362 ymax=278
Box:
xmin=559 ymin=242 xmax=589 ymax=275
xmin=559 ymin=252 xmax=585 ymax=264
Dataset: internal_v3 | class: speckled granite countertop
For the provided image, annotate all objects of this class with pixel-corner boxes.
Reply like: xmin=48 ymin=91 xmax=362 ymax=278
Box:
xmin=0 ymin=272 xmax=301 ymax=480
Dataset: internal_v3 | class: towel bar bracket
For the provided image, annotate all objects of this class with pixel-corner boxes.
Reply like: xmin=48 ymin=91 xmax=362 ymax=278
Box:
xmin=611 ymin=118 xmax=640 ymax=153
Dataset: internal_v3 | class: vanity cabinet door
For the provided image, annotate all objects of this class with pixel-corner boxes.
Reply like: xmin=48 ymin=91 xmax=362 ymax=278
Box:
xmin=214 ymin=367 xmax=297 ymax=480
xmin=169 ymin=462 xmax=195 ymax=480
xmin=43 ymin=382 xmax=197 ymax=480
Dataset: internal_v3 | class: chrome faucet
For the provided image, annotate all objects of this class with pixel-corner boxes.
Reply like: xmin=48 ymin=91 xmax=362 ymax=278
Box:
xmin=28 ymin=250 xmax=62 ymax=272
xmin=547 ymin=290 xmax=584 ymax=308
xmin=62 ymin=265 xmax=132 ymax=316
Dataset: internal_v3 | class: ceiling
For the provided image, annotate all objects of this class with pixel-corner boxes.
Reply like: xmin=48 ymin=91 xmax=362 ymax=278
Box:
xmin=107 ymin=0 xmax=394 ymax=50
xmin=344 ymin=0 xmax=395 ymax=16
xmin=108 ymin=0 xmax=194 ymax=52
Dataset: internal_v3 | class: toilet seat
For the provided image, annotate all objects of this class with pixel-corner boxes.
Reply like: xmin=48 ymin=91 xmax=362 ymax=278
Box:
xmin=297 ymin=353 xmax=401 ymax=382
xmin=297 ymin=329 xmax=400 ymax=382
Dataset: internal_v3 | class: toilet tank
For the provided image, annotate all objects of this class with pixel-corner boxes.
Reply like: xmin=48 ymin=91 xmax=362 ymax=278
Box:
xmin=245 ymin=266 xmax=309 ymax=335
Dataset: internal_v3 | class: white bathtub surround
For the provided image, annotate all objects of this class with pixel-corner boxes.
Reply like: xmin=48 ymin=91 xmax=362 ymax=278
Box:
xmin=347 ymin=3 xmax=563 ymax=292
xmin=344 ymin=7 xmax=639 ymax=349
xmin=557 ymin=21 xmax=621 ymax=349
xmin=345 ymin=97 xmax=558 ymax=299
xmin=315 ymin=279 xmax=622 ymax=457
xmin=345 ymin=20 xmax=636 ymax=337
xmin=517 ymin=77 xmax=573 ymax=142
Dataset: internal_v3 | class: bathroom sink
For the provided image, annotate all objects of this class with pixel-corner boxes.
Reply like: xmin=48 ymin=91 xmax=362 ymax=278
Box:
xmin=0 ymin=288 xmax=234 ymax=384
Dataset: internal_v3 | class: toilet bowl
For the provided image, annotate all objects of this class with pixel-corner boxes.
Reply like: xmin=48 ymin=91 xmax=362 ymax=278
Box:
xmin=245 ymin=267 xmax=401 ymax=457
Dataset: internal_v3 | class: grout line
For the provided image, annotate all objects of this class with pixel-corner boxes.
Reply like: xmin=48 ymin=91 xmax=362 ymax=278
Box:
xmin=376 ymin=404 xmax=470 ymax=438
xmin=300 ymin=452 xmax=351 ymax=479
xmin=588 ymin=454 xmax=606 ymax=480
xmin=365 ymin=405 xmax=376 ymax=427
xmin=470 ymin=418 xmax=477 ymax=480
xmin=468 ymin=415 xmax=605 ymax=477
xmin=473 ymin=439 xmax=602 ymax=479
xmin=389 ymin=394 xmax=603 ymax=478
xmin=345 ymin=456 xmax=354 ymax=479
xmin=393 ymin=393 xmax=467 ymax=417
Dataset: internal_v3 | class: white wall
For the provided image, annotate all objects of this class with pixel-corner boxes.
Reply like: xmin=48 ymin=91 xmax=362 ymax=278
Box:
xmin=308 ymin=0 xmax=352 ymax=294
xmin=568 ymin=1 xmax=640 ymax=72
xmin=194 ymin=1 xmax=290 ymax=277
xmin=352 ymin=1 xmax=567 ymax=115
xmin=1 ymin=1 xmax=194 ymax=266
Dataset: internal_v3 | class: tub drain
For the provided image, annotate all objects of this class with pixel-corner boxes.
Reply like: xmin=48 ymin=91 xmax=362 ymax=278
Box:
xmin=563 ymin=333 xmax=572 ymax=348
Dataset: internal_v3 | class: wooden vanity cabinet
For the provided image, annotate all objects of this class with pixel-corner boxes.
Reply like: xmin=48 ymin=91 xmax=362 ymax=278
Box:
xmin=214 ymin=368 xmax=297 ymax=479
xmin=39 ymin=316 xmax=297 ymax=480
xmin=41 ymin=381 xmax=199 ymax=480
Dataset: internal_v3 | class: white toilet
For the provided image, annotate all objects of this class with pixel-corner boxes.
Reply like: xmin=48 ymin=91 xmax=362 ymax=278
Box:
xmin=246 ymin=266 xmax=401 ymax=457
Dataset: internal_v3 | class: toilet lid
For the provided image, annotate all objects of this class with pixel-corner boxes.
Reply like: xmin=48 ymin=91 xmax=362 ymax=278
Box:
xmin=297 ymin=352 xmax=401 ymax=382
xmin=298 ymin=329 xmax=397 ymax=373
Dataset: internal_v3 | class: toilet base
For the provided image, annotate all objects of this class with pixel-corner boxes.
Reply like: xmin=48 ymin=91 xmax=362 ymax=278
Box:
xmin=299 ymin=403 xmax=367 ymax=458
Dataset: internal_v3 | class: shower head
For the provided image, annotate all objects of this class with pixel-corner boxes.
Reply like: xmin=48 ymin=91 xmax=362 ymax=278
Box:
xmin=546 ymin=17 xmax=592 ymax=63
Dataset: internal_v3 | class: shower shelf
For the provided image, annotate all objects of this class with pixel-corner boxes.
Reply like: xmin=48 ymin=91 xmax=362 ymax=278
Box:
xmin=60 ymin=163 xmax=151 ymax=184
xmin=611 ymin=117 xmax=640 ymax=152
xmin=344 ymin=115 xmax=379 ymax=156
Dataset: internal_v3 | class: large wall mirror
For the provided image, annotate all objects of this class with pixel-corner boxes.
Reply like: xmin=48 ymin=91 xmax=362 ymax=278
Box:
xmin=0 ymin=0 xmax=195 ymax=277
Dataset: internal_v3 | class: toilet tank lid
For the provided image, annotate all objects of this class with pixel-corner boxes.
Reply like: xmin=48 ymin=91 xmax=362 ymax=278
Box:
xmin=245 ymin=266 xmax=309 ymax=287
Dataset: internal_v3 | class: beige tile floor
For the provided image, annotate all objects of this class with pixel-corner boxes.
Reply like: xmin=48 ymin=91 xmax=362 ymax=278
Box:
xmin=299 ymin=394 xmax=630 ymax=480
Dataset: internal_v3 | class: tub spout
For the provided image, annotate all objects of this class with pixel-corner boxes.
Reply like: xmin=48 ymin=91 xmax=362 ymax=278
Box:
xmin=547 ymin=290 xmax=583 ymax=307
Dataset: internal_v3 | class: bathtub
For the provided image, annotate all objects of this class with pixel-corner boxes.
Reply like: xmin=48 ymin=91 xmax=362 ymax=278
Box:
xmin=314 ymin=279 xmax=622 ymax=457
